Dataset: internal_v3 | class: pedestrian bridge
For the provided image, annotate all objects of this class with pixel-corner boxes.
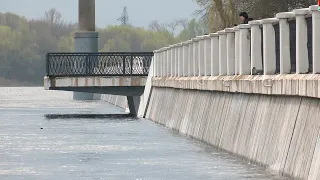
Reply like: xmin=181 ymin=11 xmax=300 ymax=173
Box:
xmin=44 ymin=52 xmax=153 ymax=115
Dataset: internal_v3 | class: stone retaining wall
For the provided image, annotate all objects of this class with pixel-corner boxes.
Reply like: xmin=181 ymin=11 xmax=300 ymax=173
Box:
xmin=146 ymin=87 xmax=320 ymax=180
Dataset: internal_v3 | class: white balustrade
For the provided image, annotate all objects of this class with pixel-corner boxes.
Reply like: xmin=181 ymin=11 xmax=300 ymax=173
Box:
xmin=225 ymin=28 xmax=235 ymax=75
xmin=218 ymin=30 xmax=227 ymax=75
xmin=192 ymin=38 xmax=199 ymax=76
xmin=182 ymin=41 xmax=190 ymax=77
xmin=162 ymin=48 xmax=166 ymax=76
xmin=177 ymin=43 xmax=183 ymax=77
xmin=262 ymin=18 xmax=279 ymax=75
xmin=210 ymin=33 xmax=219 ymax=76
xmin=204 ymin=35 xmax=211 ymax=76
xmin=249 ymin=20 xmax=263 ymax=75
xmin=238 ymin=24 xmax=251 ymax=75
xmin=188 ymin=41 xmax=194 ymax=76
xmin=166 ymin=46 xmax=171 ymax=76
xmin=310 ymin=5 xmax=320 ymax=74
xmin=175 ymin=44 xmax=179 ymax=77
xmin=197 ymin=36 xmax=205 ymax=76
xmin=153 ymin=7 xmax=317 ymax=78
xmin=234 ymin=27 xmax=240 ymax=75
xmin=276 ymin=12 xmax=295 ymax=74
xmin=293 ymin=8 xmax=311 ymax=74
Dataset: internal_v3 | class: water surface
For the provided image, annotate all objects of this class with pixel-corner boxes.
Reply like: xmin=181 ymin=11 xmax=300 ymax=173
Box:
xmin=0 ymin=87 xmax=288 ymax=180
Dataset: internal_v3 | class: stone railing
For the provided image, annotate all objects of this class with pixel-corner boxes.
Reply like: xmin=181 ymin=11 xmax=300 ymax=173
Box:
xmin=152 ymin=5 xmax=320 ymax=98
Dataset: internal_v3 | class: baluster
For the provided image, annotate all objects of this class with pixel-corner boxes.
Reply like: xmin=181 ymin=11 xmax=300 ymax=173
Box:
xmin=293 ymin=8 xmax=312 ymax=74
xmin=210 ymin=33 xmax=219 ymax=76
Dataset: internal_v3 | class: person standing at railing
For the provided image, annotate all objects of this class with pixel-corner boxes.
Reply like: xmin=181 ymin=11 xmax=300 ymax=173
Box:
xmin=232 ymin=12 xmax=253 ymax=27
xmin=239 ymin=12 xmax=253 ymax=24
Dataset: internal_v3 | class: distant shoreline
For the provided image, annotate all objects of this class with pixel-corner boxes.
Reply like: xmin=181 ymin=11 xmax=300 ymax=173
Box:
xmin=0 ymin=78 xmax=38 ymax=87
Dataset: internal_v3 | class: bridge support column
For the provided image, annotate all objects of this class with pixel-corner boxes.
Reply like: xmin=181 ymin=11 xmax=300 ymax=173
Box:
xmin=262 ymin=18 xmax=278 ymax=75
xmin=225 ymin=28 xmax=235 ymax=75
xmin=210 ymin=33 xmax=219 ymax=76
xmin=73 ymin=0 xmax=98 ymax=100
xmin=127 ymin=96 xmax=140 ymax=116
xmin=238 ymin=25 xmax=251 ymax=75
xmin=249 ymin=20 xmax=263 ymax=75
xmin=204 ymin=35 xmax=211 ymax=76
xmin=293 ymin=8 xmax=311 ymax=74
xmin=218 ymin=30 xmax=227 ymax=75
xmin=276 ymin=12 xmax=295 ymax=74
xmin=310 ymin=5 xmax=320 ymax=73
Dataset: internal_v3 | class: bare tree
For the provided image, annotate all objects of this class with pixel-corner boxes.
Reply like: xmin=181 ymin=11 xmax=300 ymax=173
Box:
xmin=43 ymin=8 xmax=63 ymax=28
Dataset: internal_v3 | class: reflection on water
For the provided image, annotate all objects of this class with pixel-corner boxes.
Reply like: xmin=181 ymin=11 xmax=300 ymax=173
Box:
xmin=0 ymin=87 xmax=288 ymax=180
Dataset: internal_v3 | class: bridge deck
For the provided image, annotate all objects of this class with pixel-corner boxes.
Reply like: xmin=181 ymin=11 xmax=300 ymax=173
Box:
xmin=44 ymin=52 xmax=153 ymax=96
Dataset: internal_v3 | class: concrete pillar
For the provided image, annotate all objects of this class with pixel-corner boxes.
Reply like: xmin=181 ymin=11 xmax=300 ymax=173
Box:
xmin=170 ymin=45 xmax=175 ymax=77
xmin=78 ymin=0 xmax=95 ymax=31
xmin=197 ymin=36 xmax=205 ymax=76
xmin=177 ymin=43 xmax=183 ymax=76
xmin=249 ymin=20 xmax=263 ymax=75
xmin=310 ymin=5 xmax=320 ymax=74
xmin=293 ymin=8 xmax=311 ymax=74
xmin=238 ymin=24 xmax=251 ymax=75
xmin=204 ymin=35 xmax=211 ymax=76
xmin=192 ymin=38 xmax=199 ymax=76
xmin=210 ymin=33 xmax=219 ymax=76
xmin=182 ymin=41 xmax=190 ymax=77
xmin=166 ymin=46 xmax=171 ymax=76
xmin=261 ymin=18 xmax=279 ymax=75
xmin=73 ymin=0 xmax=98 ymax=100
xmin=225 ymin=28 xmax=235 ymax=75
xmin=218 ymin=30 xmax=227 ymax=75
xmin=234 ymin=27 xmax=240 ymax=75
xmin=127 ymin=96 xmax=140 ymax=116
xmin=276 ymin=12 xmax=295 ymax=74
xmin=188 ymin=41 xmax=194 ymax=76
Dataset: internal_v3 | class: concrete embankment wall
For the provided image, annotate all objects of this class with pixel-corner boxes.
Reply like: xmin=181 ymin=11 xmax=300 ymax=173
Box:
xmin=100 ymin=94 xmax=127 ymax=109
xmin=145 ymin=87 xmax=320 ymax=180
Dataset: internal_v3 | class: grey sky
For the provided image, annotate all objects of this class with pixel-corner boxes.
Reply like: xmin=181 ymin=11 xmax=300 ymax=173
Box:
xmin=0 ymin=0 xmax=200 ymax=28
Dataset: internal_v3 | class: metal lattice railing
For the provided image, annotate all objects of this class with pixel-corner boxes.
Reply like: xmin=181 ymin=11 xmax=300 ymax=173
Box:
xmin=46 ymin=52 xmax=154 ymax=77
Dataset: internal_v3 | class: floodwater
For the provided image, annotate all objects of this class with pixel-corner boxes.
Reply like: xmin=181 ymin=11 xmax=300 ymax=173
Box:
xmin=0 ymin=87 xmax=288 ymax=180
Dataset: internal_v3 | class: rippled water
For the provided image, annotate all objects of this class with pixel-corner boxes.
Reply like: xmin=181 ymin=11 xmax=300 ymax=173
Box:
xmin=0 ymin=87 xmax=288 ymax=180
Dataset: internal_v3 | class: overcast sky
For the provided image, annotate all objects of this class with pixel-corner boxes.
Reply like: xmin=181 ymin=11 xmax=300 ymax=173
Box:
xmin=0 ymin=0 xmax=200 ymax=28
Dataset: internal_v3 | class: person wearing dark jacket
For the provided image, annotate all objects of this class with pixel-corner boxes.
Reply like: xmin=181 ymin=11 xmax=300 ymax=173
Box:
xmin=239 ymin=12 xmax=253 ymax=24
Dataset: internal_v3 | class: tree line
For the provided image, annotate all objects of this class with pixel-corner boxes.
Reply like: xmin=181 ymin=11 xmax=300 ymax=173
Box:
xmin=193 ymin=0 xmax=316 ymax=32
xmin=0 ymin=9 xmax=206 ymax=86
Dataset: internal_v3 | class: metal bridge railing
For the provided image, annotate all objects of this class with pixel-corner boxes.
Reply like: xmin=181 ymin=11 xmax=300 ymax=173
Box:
xmin=46 ymin=52 xmax=154 ymax=77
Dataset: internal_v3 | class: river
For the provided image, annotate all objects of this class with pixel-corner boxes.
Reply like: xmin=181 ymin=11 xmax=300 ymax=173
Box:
xmin=0 ymin=87 xmax=289 ymax=180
